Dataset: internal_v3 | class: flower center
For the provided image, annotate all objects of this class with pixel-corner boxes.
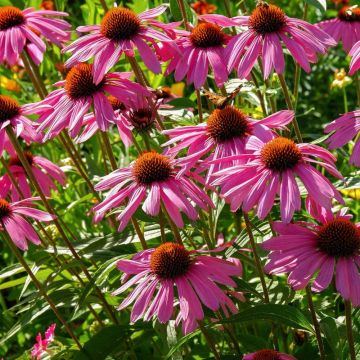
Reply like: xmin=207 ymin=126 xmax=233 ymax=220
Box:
xmin=317 ymin=219 xmax=360 ymax=257
xmin=338 ymin=6 xmax=360 ymax=21
xmin=133 ymin=152 xmax=172 ymax=185
xmin=190 ymin=22 xmax=226 ymax=48
xmin=249 ymin=4 xmax=287 ymax=35
xmin=150 ymin=242 xmax=191 ymax=279
xmin=207 ymin=106 xmax=251 ymax=142
xmin=108 ymin=95 xmax=126 ymax=111
xmin=0 ymin=199 xmax=12 ymax=220
xmin=0 ymin=6 xmax=25 ymax=31
xmin=261 ymin=137 xmax=302 ymax=172
xmin=64 ymin=64 xmax=104 ymax=100
xmin=253 ymin=349 xmax=281 ymax=360
xmin=0 ymin=95 xmax=21 ymax=122
xmin=9 ymin=151 xmax=34 ymax=168
xmin=129 ymin=108 xmax=155 ymax=131
xmin=100 ymin=7 xmax=141 ymax=41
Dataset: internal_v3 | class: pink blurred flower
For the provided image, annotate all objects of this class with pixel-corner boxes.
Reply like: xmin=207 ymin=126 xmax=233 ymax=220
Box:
xmin=318 ymin=6 xmax=360 ymax=52
xmin=263 ymin=197 xmax=360 ymax=306
xmin=35 ymin=64 xmax=150 ymax=140
xmin=113 ymin=242 xmax=241 ymax=334
xmin=349 ymin=40 xmax=360 ymax=75
xmin=0 ymin=6 xmax=70 ymax=65
xmin=243 ymin=349 xmax=297 ymax=360
xmin=0 ymin=95 xmax=49 ymax=156
xmin=324 ymin=109 xmax=360 ymax=166
xmin=31 ymin=323 xmax=56 ymax=360
xmin=163 ymin=108 xmax=294 ymax=183
xmin=63 ymin=6 xmax=175 ymax=84
xmin=226 ymin=3 xmax=335 ymax=79
xmin=0 ymin=197 xmax=55 ymax=250
xmin=0 ymin=151 xmax=66 ymax=201
xmin=212 ymin=136 xmax=343 ymax=222
xmin=162 ymin=14 xmax=238 ymax=89
xmin=93 ymin=151 xmax=214 ymax=231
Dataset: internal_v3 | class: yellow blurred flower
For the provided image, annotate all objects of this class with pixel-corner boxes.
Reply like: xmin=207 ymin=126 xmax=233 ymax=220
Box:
xmin=331 ymin=68 xmax=352 ymax=89
xmin=0 ymin=76 xmax=21 ymax=92
xmin=171 ymin=82 xmax=185 ymax=97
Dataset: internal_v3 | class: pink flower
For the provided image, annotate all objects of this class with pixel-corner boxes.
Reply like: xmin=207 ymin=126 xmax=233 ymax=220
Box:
xmin=212 ymin=136 xmax=343 ymax=223
xmin=0 ymin=95 xmax=49 ymax=156
xmin=162 ymin=14 xmax=238 ymax=89
xmin=63 ymin=6 xmax=175 ymax=84
xmin=318 ymin=6 xmax=360 ymax=52
xmin=113 ymin=242 xmax=241 ymax=334
xmin=349 ymin=40 xmax=360 ymax=75
xmin=93 ymin=151 xmax=214 ymax=231
xmin=0 ymin=6 xmax=70 ymax=65
xmin=263 ymin=197 xmax=360 ymax=306
xmin=35 ymin=64 xmax=150 ymax=140
xmin=243 ymin=349 xmax=297 ymax=360
xmin=163 ymin=108 xmax=294 ymax=183
xmin=226 ymin=3 xmax=335 ymax=79
xmin=0 ymin=197 xmax=55 ymax=250
xmin=0 ymin=151 xmax=66 ymax=201
xmin=324 ymin=110 xmax=360 ymax=166
xmin=31 ymin=323 xmax=56 ymax=360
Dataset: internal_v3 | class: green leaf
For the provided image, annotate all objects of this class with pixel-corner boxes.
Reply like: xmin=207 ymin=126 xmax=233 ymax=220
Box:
xmin=305 ymin=0 xmax=326 ymax=12
xmin=169 ymin=0 xmax=193 ymax=23
xmin=165 ymin=329 xmax=201 ymax=359
xmin=219 ymin=304 xmax=315 ymax=334
xmin=168 ymin=98 xmax=196 ymax=109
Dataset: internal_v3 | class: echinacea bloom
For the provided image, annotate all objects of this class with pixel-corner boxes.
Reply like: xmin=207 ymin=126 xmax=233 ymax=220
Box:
xmin=0 ymin=6 xmax=70 ymax=65
xmin=163 ymin=15 xmax=238 ymax=88
xmin=226 ymin=3 xmax=335 ymax=79
xmin=0 ymin=151 xmax=66 ymax=201
xmin=31 ymin=323 xmax=56 ymax=360
xmin=163 ymin=108 xmax=294 ymax=182
xmin=93 ymin=151 xmax=214 ymax=231
xmin=113 ymin=242 xmax=241 ymax=334
xmin=324 ymin=110 xmax=360 ymax=166
xmin=263 ymin=197 xmax=360 ymax=306
xmin=349 ymin=40 xmax=360 ymax=75
xmin=0 ymin=95 xmax=48 ymax=155
xmin=63 ymin=6 xmax=175 ymax=84
xmin=212 ymin=136 xmax=343 ymax=222
xmin=0 ymin=197 xmax=54 ymax=250
xmin=318 ymin=5 xmax=360 ymax=52
xmin=36 ymin=64 xmax=150 ymax=140
xmin=243 ymin=349 xmax=297 ymax=360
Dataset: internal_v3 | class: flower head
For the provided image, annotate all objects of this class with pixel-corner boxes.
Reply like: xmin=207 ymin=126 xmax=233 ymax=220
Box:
xmin=31 ymin=323 xmax=56 ymax=360
xmin=0 ymin=6 xmax=70 ymax=65
xmin=324 ymin=109 xmax=360 ymax=166
xmin=163 ymin=109 xmax=294 ymax=183
xmin=226 ymin=3 xmax=335 ymax=79
xmin=0 ymin=151 xmax=65 ymax=201
xmin=243 ymin=349 xmax=297 ymax=360
xmin=113 ymin=242 xmax=241 ymax=334
xmin=163 ymin=15 xmax=238 ymax=89
xmin=0 ymin=197 xmax=54 ymax=250
xmin=63 ymin=6 xmax=176 ymax=84
xmin=93 ymin=151 xmax=214 ymax=230
xmin=0 ymin=95 xmax=48 ymax=156
xmin=36 ymin=64 xmax=150 ymax=140
xmin=318 ymin=5 xmax=360 ymax=52
xmin=263 ymin=197 xmax=360 ymax=306
xmin=212 ymin=135 xmax=343 ymax=222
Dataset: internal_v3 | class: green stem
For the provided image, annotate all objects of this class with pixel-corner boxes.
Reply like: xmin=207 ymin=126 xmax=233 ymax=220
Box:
xmin=345 ymin=300 xmax=356 ymax=360
xmin=243 ymin=213 xmax=269 ymax=303
xmin=305 ymin=286 xmax=325 ymax=360
xmin=161 ymin=203 xmax=183 ymax=245
xmin=198 ymin=322 xmax=221 ymax=360
xmin=1 ymin=227 xmax=83 ymax=350
xmin=278 ymin=73 xmax=303 ymax=143
xmin=343 ymin=87 xmax=348 ymax=113
xmin=251 ymin=72 xmax=267 ymax=116
xmin=100 ymin=132 xmax=117 ymax=171
xmin=354 ymin=72 xmax=360 ymax=108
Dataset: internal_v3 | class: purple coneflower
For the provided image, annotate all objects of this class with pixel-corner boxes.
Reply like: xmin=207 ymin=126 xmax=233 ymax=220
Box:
xmin=226 ymin=3 xmax=335 ymax=79
xmin=0 ymin=6 xmax=70 ymax=65
xmin=113 ymin=242 xmax=241 ymax=334
xmin=243 ymin=349 xmax=297 ymax=360
xmin=31 ymin=323 xmax=56 ymax=360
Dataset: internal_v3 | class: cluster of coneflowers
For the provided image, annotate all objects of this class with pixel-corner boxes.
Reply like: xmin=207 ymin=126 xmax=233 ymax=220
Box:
xmin=0 ymin=1 xmax=360 ymax=359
